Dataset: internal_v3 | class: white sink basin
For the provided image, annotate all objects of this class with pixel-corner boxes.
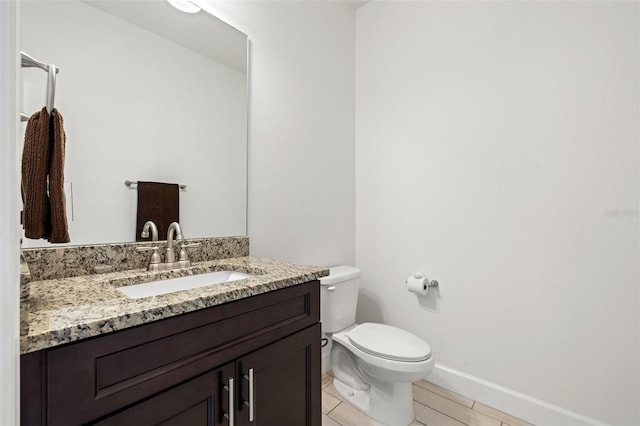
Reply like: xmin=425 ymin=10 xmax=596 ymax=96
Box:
xmin=118 ymin=270 xmax=255 ymax=299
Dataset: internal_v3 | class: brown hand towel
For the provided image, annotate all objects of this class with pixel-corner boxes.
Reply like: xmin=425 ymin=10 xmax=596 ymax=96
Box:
xmin=21 ymin=107 xmax=70 ymax=243
xmin=135 ymin=181 xmax=179 ymax=241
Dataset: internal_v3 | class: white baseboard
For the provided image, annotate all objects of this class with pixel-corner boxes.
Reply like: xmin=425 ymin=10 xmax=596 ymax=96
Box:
xmin=428 ymin=363 xmax=610 ymax=426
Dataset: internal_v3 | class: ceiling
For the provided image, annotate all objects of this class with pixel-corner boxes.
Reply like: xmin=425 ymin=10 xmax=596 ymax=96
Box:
xmin=83 ymin=0 xmax=247 ymax=73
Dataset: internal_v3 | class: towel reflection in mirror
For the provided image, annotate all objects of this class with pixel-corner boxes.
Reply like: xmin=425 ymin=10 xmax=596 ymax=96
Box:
xmin=21 ymin=107 xmax=70 ymax=244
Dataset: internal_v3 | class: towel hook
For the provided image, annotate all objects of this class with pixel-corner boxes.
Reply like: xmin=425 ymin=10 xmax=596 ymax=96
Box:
xmin=46 ymin=64 xmax=56 ymax=113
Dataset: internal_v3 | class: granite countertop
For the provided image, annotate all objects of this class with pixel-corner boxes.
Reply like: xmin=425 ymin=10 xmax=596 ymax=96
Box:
xmin=21 ymin=256 xmax=329 ymax=354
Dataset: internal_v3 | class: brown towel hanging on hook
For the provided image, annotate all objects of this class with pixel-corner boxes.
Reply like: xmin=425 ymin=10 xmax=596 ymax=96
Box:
xmin=21 ymin=107 xmax=70 ymax=243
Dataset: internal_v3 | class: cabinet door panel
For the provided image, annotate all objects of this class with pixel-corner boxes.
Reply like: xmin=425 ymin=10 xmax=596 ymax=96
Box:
xmin=94 ymin=363 xmax=234 ymax=426
xmin=236 ymin=324 xmax=321 ymax=426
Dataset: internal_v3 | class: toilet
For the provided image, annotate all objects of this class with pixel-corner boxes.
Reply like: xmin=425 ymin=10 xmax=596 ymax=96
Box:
xmin=321 ymin=265 xmax=434 ymax=426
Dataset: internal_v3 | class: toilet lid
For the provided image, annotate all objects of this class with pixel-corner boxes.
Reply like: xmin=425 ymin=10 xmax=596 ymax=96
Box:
xmin=348 ymin=323 xmax=431 ymax=362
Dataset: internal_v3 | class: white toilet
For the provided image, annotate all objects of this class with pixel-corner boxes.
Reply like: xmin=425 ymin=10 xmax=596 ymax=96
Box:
xmin=321 ymin=265 xmax=434 ymax=426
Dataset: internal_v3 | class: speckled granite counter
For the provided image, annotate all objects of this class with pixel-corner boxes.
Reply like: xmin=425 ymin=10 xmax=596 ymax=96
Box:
xmin=22 ymin=236 xmax=251 ymax=281
xmin=21 ymin=255 xmax=328 ymax=354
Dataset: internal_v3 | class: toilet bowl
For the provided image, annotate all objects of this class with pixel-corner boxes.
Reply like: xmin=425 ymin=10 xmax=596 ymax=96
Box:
xmin=321 ymin=266 xmax=434 ymax=426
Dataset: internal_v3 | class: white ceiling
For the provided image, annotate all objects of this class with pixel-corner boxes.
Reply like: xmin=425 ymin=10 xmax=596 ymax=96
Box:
xmin=83 ymin=0 xmax=247 ymax=73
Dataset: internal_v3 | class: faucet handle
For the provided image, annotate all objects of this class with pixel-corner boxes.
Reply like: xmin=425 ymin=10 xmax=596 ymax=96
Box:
xmin=176 ymin=241 xmax=200 ymax=266
xmin=177 ymin=241 xmax=200 ymax=248
xmin=136 ymin=246 xmax=159 ymax=253
xmin=136 ymin=246 xmax=163 ymax=271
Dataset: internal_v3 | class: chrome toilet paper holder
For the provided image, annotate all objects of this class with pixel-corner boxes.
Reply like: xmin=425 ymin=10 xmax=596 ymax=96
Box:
xmin=406 ymin=272 xmax=439 ymax=288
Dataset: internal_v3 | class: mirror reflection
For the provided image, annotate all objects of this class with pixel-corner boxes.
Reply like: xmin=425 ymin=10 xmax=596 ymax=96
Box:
xmin=20 ymin=0 xmax=248 ymax=248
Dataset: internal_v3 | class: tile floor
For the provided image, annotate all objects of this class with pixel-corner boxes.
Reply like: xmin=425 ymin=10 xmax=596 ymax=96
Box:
xmin=321 ymin=374 xmax=534 ymax=426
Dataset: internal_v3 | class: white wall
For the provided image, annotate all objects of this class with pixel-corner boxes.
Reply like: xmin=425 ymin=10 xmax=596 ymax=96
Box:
xmin=204 ymin=0 xmax=356 ymax=267
xmin=356 ymin=2 xmax=639 ymax=425
xmin=20 ymin=0 xmax=247 ymax=246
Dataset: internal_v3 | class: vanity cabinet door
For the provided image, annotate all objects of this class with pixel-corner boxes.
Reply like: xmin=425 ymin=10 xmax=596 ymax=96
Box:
xmin=93 ymin=362 xmax=235 ymax=426
xmin=235 ymin=324 xmax=321 ymax=426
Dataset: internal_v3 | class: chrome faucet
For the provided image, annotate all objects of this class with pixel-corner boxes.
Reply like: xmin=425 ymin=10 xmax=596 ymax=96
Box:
xmin=139 ymin=222 xmax=200 ymax=271
xmin=164 ymin=222 xmax=200 ymax=269
xmin=164 ymin=222 xmax=184 ymax=269
xmin=141 ymin=221 xmax=159 ymax=241
xmin=137 ymin=221 xmax=161 ymax=270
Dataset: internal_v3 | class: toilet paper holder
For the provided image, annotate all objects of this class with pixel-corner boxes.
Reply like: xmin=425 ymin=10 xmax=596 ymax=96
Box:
xmin=406 ymin=272 xmax=439 ymax=288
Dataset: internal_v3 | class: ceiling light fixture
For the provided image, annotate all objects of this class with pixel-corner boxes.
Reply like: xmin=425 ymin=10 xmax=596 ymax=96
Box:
xmin=166 ymin=0 xmax=201 ymax=14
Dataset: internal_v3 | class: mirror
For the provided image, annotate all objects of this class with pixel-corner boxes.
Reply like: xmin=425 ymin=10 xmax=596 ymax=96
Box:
xmin=20 ymin=0 xmax=248 ymax=248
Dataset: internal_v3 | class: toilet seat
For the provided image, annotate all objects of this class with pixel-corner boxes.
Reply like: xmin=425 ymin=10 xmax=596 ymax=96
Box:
xmin=348 ymin=323 xmax=431 ymax=362
xmin=332 ymin=323 xmax=434 ymax=387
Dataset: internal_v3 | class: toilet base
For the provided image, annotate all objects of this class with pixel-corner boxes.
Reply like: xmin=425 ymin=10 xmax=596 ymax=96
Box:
xmin=333 ymin=376 xmax=415 ymax=426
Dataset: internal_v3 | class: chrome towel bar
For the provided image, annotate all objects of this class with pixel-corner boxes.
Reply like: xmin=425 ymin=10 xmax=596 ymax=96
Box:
xmin=124 ymin=180 xmax=187 ymax=190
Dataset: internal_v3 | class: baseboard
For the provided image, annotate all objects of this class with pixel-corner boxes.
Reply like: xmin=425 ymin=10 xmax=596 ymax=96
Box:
xmin=428 ymin=363 xmax=610 ymax=426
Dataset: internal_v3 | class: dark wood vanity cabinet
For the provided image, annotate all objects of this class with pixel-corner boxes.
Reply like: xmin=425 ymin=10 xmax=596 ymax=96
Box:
xmin=95 ymin=362 xmax=235 ymax=426
xmin=21 ymin=281 xmax=321 ymax=426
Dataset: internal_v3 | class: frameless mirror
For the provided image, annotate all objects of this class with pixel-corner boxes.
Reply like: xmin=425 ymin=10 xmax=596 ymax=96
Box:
xmin=20 ymin=0 xmax=248 ymax=248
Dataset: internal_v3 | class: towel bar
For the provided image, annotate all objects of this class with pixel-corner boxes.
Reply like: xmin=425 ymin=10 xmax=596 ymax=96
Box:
xmin=21 ymin=51 xmax=59 ymax=74
xmin=124 ymin=180 xmax=187 ymax=190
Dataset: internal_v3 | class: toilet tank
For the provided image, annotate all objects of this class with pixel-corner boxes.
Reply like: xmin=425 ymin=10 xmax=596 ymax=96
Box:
xmin=320 ymin=265 xmax=360 ymax=333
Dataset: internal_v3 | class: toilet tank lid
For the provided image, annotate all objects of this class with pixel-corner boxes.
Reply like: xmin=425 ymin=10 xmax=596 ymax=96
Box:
xmin=320 ymin=265 xmax=360 ymax=285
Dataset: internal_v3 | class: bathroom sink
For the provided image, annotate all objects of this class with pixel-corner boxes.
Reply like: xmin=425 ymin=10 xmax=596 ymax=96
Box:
xmin=118 ymin=270 xmax=255 ymax=299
